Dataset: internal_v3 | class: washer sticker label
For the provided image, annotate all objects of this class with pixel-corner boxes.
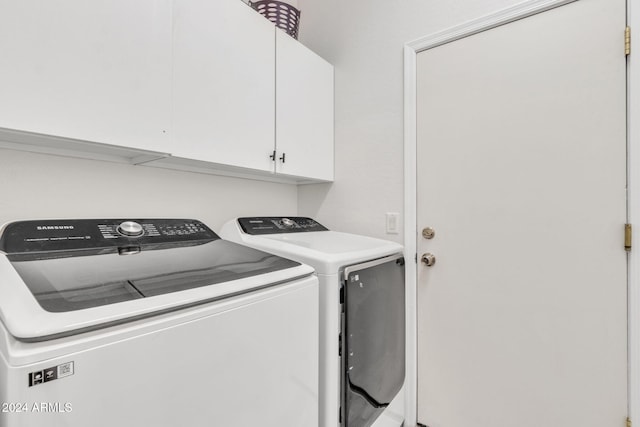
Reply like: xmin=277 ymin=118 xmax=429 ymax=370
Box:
xmin=29 ymin=362 xmax=74 ymax=387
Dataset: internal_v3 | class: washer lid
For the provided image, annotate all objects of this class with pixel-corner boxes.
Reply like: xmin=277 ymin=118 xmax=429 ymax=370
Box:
xmin=0 ymin=219 xmax=313 ymax=341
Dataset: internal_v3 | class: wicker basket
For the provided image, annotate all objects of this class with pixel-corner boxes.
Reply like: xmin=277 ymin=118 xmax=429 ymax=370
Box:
xmin=249 ymin=1 xmax=301 ymax=39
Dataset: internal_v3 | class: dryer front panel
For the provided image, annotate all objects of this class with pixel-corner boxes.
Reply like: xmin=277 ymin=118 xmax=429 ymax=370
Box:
xmin=342 ymin=255 xmax=405 ymax=427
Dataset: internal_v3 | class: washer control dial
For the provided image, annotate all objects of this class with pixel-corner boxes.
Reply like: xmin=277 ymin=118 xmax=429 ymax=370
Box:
xmin=117 ymin=221 xmax=144 ymax=237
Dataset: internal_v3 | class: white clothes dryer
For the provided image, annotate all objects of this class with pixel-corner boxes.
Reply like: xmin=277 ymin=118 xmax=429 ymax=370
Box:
xmin=220 ymin=217 xmax=405 ymax=427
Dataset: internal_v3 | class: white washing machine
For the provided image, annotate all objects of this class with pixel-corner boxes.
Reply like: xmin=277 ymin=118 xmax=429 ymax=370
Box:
xmin=0 ymin=218 xmax=319 ymax=427
xmin=220 ymin=217 xmax=405 ymax=427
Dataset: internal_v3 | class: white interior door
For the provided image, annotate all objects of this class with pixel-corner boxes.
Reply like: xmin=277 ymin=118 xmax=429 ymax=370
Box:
xmin=416 ymin=0 xmax=627 ymax=426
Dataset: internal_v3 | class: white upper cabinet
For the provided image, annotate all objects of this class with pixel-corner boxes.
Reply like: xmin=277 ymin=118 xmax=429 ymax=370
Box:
xmin=0 ymin=0 xmax=172 ymax=154
xmin=172 ymin=0 xmax=276 ymax=172
xmin=275 ymin=30 xmax=334 ymax=181
xmin=0 ymin=0 xmax=334 ymax=182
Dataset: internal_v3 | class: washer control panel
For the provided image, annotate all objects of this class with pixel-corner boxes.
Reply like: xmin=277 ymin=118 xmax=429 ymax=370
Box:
xmin=95 ymin=220 xmax=209 ymax=240
xmin=0 ymin=219 xmax=217 ymax=254
xmin=238 ymin=217 xmax=328 ymax=235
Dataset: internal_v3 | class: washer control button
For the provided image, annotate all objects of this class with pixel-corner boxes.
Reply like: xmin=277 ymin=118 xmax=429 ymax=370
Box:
xmin=117 ymin=221 xmax=144 ymax=237
xmin=281 ymin=218 xmax=296 ymax=228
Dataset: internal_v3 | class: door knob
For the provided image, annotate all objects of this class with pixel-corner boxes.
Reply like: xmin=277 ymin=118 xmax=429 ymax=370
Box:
xmin=422 ymin=227 xmax=435 ymax=239
xmin=421 ymin=253 xmax=436 ymax=267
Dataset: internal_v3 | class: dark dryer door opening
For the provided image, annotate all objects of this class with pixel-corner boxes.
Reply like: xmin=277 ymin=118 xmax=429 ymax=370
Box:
xmin=342 ymin=255 xmax=405 ymax=427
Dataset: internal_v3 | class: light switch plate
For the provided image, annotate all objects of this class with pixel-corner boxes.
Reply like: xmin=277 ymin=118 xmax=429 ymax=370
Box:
xmin=386 ymin=212 xmax=400 ymax=234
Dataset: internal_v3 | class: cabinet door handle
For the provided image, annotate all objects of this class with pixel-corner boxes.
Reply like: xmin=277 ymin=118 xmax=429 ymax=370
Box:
xmin=279 ymin=152 xmax=286 ymax=163
xmin=269 ymin=150 xmax=276 ymax=161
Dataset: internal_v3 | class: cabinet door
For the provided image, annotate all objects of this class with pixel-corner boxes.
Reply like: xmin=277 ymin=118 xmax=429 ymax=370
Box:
xmin=276 ymin=30 xmax=334 ymax=181
xmin=173 ymin=0 xmax=276 ymax=172
xmin=0 ymin=0 xmax=172 ymax=153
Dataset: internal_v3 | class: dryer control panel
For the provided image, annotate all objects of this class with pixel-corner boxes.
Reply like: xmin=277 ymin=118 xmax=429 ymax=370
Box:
xmin=238 ymin=217 xmax=328 ymax=235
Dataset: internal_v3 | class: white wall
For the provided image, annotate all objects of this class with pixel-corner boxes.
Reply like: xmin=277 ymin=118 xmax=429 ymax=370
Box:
xmin=296 ymin=0 xmax=525 ymax=242
xmin=0 ymin=149 xmax=297 ymax=231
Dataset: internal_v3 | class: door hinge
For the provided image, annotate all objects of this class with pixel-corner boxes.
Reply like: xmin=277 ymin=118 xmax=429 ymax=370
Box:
xmin=627 ymin=417 xmax=632 ymax=427
xmin=626 ymin=27 xmax=631 ymax=56
xmin=625 ymin=224 xmax=632 ymax=252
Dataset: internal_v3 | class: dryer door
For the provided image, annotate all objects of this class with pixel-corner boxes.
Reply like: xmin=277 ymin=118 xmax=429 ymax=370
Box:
xmin=342 ymin=254 xmax=405 ymax=427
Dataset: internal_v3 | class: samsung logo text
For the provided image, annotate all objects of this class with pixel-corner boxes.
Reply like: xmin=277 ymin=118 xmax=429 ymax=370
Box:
xmin=36 ymin=226 xmax=74 ymax=231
